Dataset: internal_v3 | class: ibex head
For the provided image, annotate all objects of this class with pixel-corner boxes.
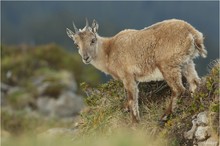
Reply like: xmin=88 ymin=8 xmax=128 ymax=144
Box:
xmin=66 ymin=18 xmax=99 ymax=64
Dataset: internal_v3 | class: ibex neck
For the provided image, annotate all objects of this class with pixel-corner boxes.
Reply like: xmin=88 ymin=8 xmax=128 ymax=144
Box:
xmin=91 ymin=35 xmax=112 ymax=75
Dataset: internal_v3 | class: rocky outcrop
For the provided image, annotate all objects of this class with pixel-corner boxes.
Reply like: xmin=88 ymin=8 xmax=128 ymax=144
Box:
xmin=184 ymin=111 xmax=219 ymax=146
xmin=37 ymin=91 xmax=83 ymax=117
xmin=34 ymin=70 xmax=83 ymax=118
xmin=1 ymin=70 xmax=84 ymax=118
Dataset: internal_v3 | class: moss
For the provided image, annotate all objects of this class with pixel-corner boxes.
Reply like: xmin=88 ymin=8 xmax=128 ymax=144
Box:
xmin=6 ymin=90 xmax=34 ymax=109
xmin=210 ymin=103 xmax=219 ymax=112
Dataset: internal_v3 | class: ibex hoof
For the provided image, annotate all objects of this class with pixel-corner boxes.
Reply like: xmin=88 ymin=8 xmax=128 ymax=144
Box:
xmin=132 ymin=117 xmax=140 ymax=123
xmin=131 ymin=112 xmax=140 ymax=123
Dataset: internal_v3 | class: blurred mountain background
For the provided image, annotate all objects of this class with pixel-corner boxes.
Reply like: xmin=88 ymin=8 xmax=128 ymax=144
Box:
xmin=1 ymin=1 xmax=219 ymax=77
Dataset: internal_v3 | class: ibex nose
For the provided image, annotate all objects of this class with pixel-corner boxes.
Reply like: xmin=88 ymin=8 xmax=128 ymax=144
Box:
xmin=83 ymin=56 xmax=90 ymax=61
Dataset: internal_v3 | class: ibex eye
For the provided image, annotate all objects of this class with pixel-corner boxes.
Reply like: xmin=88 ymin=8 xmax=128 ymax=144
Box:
xmin=75 ymin=43 xmax=79 ymax=48
xmin=91 ymin=38 xmax=96 ymax=45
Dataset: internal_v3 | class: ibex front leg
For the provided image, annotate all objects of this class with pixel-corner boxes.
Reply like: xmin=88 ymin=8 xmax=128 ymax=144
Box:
xmin=159 ymin=65 xmax=185 ymax=121
xmin=123 ymin=78 xmax=140 ymax=123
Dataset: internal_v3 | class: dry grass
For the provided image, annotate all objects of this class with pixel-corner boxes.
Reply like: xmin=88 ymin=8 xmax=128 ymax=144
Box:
xmin=77 ymin=59 xmax=219 ymax=145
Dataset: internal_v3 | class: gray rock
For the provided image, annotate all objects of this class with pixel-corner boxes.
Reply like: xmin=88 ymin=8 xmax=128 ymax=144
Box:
xmin=7 ymin=86 xmax=22 ymax=95
xmin=204 ymin=137 xmax=219 ymax=146
xmin=37 ymin=92 xmax=83 ymax=118
xmin=6 ymin=71 xmax=12 ymax=79
xmin=37 ymin=96 xmax=56 ymax=116
xmin=33 ymin=70 xmax=78 ymax=96
xmin=185 ymin=111 xmax=219 ymax=146
xmin=198 ymin=137 xmax=219 ymax=146
xmin=37 ymin=82 xmax=50 ymax=96
xmin=195 ymin=126 xmax=211 ymax=141
xmin=54 ymin=91 xmax=83 ymax=117
xmin=34 ymin=70 xmax=83 ymax=118
xmin=1 ymin=82 xmax=11 ymax=92
xmin=197 ymin=112 xmax=209 ymax=126
xmin=198 ymin=141 xmax=207 ymax=146
xmin=184 ymin=119 xmax=197 ymax=139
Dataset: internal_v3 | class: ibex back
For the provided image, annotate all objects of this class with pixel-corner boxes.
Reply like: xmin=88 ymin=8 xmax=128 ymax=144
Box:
xmin=66 ymin=18 xmax=207 ymax=123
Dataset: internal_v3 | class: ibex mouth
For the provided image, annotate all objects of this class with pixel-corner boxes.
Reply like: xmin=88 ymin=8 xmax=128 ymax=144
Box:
xmin=83 ymin=57 xmax=92 ymax=64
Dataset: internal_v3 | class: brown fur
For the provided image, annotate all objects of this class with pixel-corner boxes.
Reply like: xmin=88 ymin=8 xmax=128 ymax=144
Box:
xmin=67 ymin=19 xmax=207 ymax=122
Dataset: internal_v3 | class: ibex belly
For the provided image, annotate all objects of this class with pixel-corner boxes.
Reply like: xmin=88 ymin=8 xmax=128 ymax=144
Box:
xmin=136 ymin=68 xmax=164 ymax=82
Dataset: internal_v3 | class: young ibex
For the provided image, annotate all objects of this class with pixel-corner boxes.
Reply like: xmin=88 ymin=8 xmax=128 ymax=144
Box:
xmin=66 ymin=18 xmax=207 ymax=123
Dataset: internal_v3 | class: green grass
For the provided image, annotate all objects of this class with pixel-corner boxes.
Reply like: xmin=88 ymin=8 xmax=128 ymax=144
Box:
xmin=2 ymin=129 xmax=168 ymax=146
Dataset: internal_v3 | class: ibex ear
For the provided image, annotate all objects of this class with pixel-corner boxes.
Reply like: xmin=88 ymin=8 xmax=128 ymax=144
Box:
xmin=66 ymin=28 xmax=75 ymax=40
xmin=91 ymin=19 xmax=99 ymax=33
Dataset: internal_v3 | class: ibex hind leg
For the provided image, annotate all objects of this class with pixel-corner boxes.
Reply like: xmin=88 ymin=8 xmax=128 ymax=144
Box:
xmin=159 ymin=65 xmax=185 ymax=122
xmin=182 ymin=60 xmax=201 ymax=94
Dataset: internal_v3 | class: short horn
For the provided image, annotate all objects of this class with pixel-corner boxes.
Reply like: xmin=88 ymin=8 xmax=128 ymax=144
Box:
xmin=85 ymin=17 xmax=89 ymax=29
xmin=72 ymin=21 xmax=78 ymax=33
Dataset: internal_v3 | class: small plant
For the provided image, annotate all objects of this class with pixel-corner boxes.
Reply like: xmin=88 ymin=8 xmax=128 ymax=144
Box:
xmin=190 ymin=60 xmax=220 ymax=113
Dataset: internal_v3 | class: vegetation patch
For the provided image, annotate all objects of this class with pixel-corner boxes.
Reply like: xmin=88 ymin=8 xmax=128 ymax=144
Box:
xmin=78 ymin=60 xmax=219 ymax=145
